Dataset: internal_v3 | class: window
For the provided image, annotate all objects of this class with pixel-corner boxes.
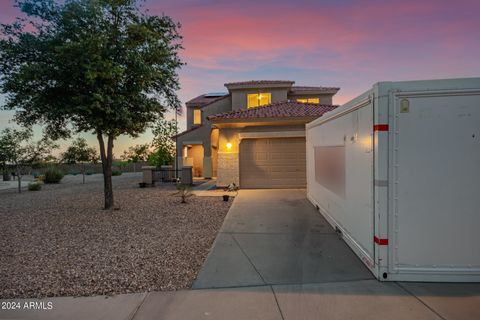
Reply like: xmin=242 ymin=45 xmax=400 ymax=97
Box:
xmin=193 ymin=109 xmax=201 ymax=125
xmin=297 ymin=98 xmax=320 ymax=104
xmin=247 ymin=93 xmax=271 ymax=108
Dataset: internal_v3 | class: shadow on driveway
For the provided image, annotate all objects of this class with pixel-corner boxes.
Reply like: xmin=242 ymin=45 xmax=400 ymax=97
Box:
xmin=193 ymin=189 xmax=373 ymax=289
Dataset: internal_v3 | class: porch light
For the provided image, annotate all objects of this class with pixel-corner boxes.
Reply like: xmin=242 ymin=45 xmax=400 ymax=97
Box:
xmin=226 ymin=142 xmax=232 ymax=150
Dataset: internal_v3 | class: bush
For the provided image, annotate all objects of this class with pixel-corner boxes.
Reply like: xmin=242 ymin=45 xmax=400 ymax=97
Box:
xmin=28 ymin=182 xmax=42 ymax=191
xmin=44 ymin=167 xmax=64 ymax=183
xmin=111 ymin=170 xmax=122 ymax=176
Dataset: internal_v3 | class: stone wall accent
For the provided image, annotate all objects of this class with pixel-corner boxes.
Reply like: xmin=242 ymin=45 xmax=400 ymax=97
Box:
xmin=217 ymin=152 xmax=239 ymax=187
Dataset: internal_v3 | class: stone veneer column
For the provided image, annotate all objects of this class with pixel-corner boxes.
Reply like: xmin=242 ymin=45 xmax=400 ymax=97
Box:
xmin=216 ymin=152 xmax=239 ymax=187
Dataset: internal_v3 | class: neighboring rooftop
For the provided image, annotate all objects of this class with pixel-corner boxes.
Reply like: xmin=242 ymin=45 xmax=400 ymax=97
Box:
xmin=186 ymin=93 xmax=230 ymax=108
xmin=224 ymin=80 xmax=295 ymax=90
xmin=171 ymin=124 xmax=202 ymax=139
xmin=207 ymin=101 xmax=338 ymax=121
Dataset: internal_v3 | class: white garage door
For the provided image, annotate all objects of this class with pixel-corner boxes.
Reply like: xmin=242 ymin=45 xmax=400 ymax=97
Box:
xmin=240 ymin=137 xmax=306 ymax=188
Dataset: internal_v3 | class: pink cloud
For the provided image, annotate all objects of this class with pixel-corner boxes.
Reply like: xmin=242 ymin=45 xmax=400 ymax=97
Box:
xmin=145 ymin=0 xmax=480 ymax=78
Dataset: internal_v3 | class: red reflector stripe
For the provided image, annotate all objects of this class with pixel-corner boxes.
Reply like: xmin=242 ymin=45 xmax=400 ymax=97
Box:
xmin=374 ymin=236 xmax=388 ymax=245
xmin=374 ymin=124 xmax=389 ymax=132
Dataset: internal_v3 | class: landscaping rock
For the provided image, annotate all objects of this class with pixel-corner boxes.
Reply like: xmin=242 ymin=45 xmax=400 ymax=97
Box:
xmin=0 ymin=176 xmax=231 ymax=298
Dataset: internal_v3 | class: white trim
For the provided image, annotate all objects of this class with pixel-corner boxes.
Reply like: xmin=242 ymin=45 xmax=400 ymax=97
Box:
xmin=306 ymin=97 xmax=372 ymax=129
xmin=238 ymin=130 xmax=305 ymax=141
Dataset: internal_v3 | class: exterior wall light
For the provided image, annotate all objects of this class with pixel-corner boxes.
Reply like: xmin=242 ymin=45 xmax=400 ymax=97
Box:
xmin=226 ymin=142 xmax=232 ymax=150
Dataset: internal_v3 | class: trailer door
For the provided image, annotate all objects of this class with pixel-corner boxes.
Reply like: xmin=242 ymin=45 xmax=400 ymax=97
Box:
xmin=392 ymin=92 xmax=480 ymax=274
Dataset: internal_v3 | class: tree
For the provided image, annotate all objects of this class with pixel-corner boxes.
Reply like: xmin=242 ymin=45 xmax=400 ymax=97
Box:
xmin=121 ymin=143 xmax=150 ymax=172
xmin=150 ymin=119 xmax=178 ymax=166
xmin=0 ymin=128 xmax=57 ymax=193
xmin=0 ymin=0 xmax=183 ymax=209
xmin=62 ymin=137 xmax=99 ymax=183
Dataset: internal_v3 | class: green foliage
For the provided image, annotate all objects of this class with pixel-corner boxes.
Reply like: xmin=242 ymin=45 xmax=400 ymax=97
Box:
xmin=62 ymin=137 xmax=99 ymax=164
xmin=121 ymin=143 xmax=151 ymax=163
xmin=113 ymin=161 xmax=128 ymax=170
xmin=0 ymin=0 xmax=184 ymax=139
xmin=0 ymin=127 xmax=58 ymax=191
xmin=0 ymin=0 xmax=183 ymax=208
xmin=111 ymin=170 xmax=122 ymax=176
xmin=28 ymin=182 xmax=42 ymax=191
xmin=44 ymin=167 xmax=64 ymax=184
xmin=172 ymin=182 xmax=193 ymax=203
xmin=150 ymin=119 xmax=178 ymax=166
xmin=148 ymin=147 xmax=173 ymax=167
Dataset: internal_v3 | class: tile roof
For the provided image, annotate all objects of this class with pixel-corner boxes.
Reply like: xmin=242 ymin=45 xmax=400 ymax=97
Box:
xmin=186 ymin=94 xmax=230 ymax=108
xmin=207 ymin=101 xmax=338 ymax=121
xmin=290 ymin=86 xmax=340 ymax=92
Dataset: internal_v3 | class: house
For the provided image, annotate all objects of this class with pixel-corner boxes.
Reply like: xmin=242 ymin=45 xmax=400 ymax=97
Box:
xmin=173 ymin=80 xmax=339 ymax=188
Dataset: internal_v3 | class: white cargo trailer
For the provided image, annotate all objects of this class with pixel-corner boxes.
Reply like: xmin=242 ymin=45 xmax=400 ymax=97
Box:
xmin=306 ymin=78 xmax=480 ymax=282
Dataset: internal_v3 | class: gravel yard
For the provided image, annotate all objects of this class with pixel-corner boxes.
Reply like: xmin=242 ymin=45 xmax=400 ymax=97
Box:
xmin=0 ymin=174 xmax=232 ymax=298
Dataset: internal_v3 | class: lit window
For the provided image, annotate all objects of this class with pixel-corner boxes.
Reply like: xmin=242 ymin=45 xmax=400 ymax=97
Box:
xmin=247 ymin=93 xmax=271 ymax=108
xmin=297 ymin=98 xmax=320 ymax=104
xmin=193 ymin=109 xmax=201 ymax=125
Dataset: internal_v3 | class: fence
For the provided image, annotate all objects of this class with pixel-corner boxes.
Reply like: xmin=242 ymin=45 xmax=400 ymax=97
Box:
xmin=142 ymin=165 xmax=193 ymax=186
xmin=27 ymin=161 xmax=151 ymax=176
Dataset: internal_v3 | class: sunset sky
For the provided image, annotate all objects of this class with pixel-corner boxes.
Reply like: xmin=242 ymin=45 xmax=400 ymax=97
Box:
xmin=1 ymin=0 xmax=479 ymax=156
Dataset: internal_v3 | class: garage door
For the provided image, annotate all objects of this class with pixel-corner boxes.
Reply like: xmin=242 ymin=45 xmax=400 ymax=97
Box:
xmin=240 ymin=137 xmax=306 ymax=188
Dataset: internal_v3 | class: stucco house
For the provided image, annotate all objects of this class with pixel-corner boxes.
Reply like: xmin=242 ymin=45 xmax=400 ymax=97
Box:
xmin=173 ymin=80 xmax=339 ymax=188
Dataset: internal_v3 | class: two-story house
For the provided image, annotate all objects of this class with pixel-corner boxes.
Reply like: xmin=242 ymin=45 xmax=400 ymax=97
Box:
xmin=173 ymin=80 xmax=339 ymax=188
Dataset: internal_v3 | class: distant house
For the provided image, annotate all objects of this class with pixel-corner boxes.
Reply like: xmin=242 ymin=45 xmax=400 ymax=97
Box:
xmin=173 ymin=80 xmax=339 ymax=188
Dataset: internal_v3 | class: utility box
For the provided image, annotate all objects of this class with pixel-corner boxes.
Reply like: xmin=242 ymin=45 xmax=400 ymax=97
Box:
xmin=306 ymin=78 xmax=480 ymax=282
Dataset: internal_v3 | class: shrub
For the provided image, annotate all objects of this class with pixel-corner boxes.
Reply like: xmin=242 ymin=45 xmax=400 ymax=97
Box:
xmin=111 ymin=170 xmax=122 ymax=176
xmin=44 ymin=167 xmax=64 ymax=183
xmin=172 ymin=183 xmax=193 ymax=203
xmin=28 ymin=182 xmax=42 ymax=191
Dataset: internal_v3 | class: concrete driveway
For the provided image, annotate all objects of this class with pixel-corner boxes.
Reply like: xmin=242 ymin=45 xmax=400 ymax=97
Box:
xmin=193 ymin=189 xmax=373 ymax=288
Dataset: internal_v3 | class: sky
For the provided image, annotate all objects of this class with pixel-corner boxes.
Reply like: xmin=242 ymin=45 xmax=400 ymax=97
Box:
xmin=1 ymin=0 xmax=479 ymax=156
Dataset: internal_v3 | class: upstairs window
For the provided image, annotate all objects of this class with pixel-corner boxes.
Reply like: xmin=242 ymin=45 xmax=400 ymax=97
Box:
xmin=247 ymin=93 xmax=271 ymax=108
xmin=297 ymin=98 xmax=320 ymax=104
xmin=193 ymin=109 xmax=202 ymax=125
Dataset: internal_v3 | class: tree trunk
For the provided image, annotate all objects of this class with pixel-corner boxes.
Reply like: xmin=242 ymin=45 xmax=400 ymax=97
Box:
xmin=97 ymin=133 xmax=115 ymax=209
xmin=16 ymin=165 xmax=21 ymax=194
xmin=82 ymin=162 xmax=85 ymax=184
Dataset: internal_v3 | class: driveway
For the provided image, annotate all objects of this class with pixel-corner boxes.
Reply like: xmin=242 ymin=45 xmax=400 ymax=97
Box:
xmin=193 ymin=189 xmax=373 ymax=288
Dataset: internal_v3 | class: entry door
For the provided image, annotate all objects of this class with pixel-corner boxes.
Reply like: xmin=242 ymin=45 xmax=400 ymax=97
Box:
xmin=240 ymin=138 xmax=306 ymax=188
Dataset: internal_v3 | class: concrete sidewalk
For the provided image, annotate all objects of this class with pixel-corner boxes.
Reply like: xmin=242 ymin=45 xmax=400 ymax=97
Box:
xmin=2 ymin=281 xmax=479 ymax=320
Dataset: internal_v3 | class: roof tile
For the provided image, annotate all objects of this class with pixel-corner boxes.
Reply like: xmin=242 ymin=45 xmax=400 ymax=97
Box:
xmin=224 ymin=80 xmax=294 ymax=87
xmin=290 ymin=86 xmax=340 ymax=92
xmin=207 ymin=101 xmax=338 ymax=121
